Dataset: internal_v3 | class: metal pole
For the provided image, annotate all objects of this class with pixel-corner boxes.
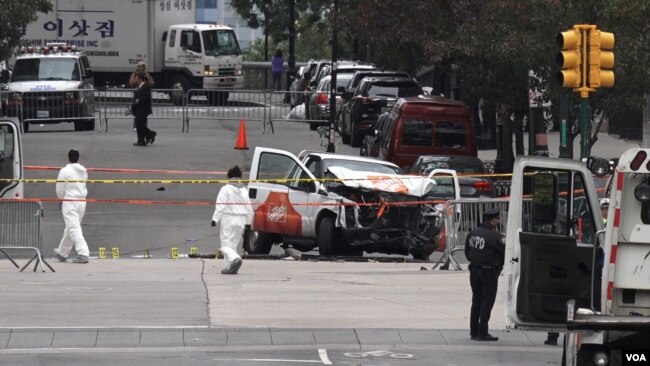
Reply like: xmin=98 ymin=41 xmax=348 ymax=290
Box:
xmin=579 ymin=98 xmax=592 ymax=160
xmin=326 ymin=0 xmax=338 ymax=153
xmin=558 ymin=94 xmax=573 ymax=158
xmin=285 ymin=0 xmax=295 ymax=103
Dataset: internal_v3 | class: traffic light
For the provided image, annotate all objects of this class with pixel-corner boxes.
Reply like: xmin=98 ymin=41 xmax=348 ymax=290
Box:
xmin=589 ymin=30 xmax=615 ymax=88
xmin=556 ymin=29 xmax=582 ymax=88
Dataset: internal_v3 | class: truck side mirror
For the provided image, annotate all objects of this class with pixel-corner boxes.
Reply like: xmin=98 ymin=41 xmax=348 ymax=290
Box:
xmin=0 ymin=70 xmax=9 ymax=83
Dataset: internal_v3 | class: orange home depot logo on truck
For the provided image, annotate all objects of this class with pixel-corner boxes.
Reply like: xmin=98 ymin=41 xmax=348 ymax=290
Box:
xmin=254 ymin=191 xmax=302 ymax=236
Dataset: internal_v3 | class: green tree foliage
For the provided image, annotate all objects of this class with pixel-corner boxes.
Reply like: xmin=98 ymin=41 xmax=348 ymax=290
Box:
xmin=0 ymin=0 xmax=52 ymax=60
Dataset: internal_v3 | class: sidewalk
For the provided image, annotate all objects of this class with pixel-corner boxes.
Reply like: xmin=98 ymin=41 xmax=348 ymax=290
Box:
xmin=478 ymin=131 xmax=640 ymax=161
xmin=0 ymin=258 xmax=551 ymax=350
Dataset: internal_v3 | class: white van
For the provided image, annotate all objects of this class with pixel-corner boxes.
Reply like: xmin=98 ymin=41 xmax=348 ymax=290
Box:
xmin=6 ymin=43 xmax=95 ymax=132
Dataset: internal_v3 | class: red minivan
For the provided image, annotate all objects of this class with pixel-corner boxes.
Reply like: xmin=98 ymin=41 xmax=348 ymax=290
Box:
xmin=370 ymin=96 xmax=477 ymax=171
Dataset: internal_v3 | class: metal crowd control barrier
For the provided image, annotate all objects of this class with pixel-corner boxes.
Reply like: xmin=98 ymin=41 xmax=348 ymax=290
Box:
xmin=96 ymin=88 xmax=185 ymax=132
xmin=0 ymin=200 xmax=53 ymax=272
xmin=432 ymin=198 xmax=511 ymax=271
xmin=2 ymin=89 xmax=97 ymax=133
xmin=184 ymin=89 xmax=267 ymax=132
xmin=265 ymin=90 xmax=331 ymax=134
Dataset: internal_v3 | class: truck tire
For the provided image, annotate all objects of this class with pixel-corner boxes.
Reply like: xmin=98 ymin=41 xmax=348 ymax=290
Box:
xmin=244 ymin=231 xmax=275 ymax=254
xmin=169 ymin=75 xmax=190 ymax=106
xmin=318 ymin=216 xmax=337 ymax=256
xmin=85 ymin=119 xmax=95 ymax=131
xmin=74 ymin=120 xmax=85 ymax=131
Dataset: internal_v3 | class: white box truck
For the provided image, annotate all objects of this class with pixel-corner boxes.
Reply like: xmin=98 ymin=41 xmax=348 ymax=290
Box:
xmin=19 ymin=0 xmax=243 ymax=104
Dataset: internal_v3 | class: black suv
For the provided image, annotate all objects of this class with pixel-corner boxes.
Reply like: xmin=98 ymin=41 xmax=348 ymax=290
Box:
xmin=339 ymin=76 xmax=422 ymax=147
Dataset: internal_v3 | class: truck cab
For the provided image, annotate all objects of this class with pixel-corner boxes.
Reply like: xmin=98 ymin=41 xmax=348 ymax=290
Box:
xmin=164 ymin=24 xmax=243 ymax=104
xmin=0 ymin=119 xmax=23 ymax=199
xmin=6 ymin=43 xmax=95 ymax=132
xmin=505 ymin=151 xmax=650 ymax=365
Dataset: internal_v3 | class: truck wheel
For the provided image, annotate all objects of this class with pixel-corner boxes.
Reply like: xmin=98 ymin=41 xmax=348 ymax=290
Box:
xmin=244 ymin=231 xmax=275 ymax=254
xmin=318 ymin=216 xmax=338 ymax=256
xmin=74 ymin=120 xmax=85 ymax=131
xmin=85 ymin=119 xmax=95 ymax=131
xmin=169 ymin=75 xmax=190 ymax=106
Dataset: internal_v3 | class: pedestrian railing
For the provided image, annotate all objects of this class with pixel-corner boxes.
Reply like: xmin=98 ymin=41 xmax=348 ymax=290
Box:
xmin=1 ymin=88 xmax=338 ymax=134
xmin=0 ymin=200 xmax=53 ymax=272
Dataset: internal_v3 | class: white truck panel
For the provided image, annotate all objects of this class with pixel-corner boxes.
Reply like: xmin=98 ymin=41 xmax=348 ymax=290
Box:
xmin=20 ymin=0 xmax=196 ymax=73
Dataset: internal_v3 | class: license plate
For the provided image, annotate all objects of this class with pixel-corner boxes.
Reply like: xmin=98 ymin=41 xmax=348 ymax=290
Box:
xmin=37 ymin=110 xmax=49 ymax=118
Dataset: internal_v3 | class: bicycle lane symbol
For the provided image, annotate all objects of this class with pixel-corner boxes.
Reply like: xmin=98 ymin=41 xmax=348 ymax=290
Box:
xmin=344 ymin=350 xmax=414 ymax=359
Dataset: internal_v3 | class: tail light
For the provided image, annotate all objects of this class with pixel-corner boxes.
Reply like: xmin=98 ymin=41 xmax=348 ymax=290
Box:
xmin=316 ymin=93 xmax=328 ymax=105
xmin=472 ymin=180 xmax=493 ymax=192
xmin=630 ymin=151 xmax=647 ymax=171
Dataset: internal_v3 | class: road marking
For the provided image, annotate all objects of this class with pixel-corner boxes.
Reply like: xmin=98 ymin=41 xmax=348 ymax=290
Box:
xmin=212 ymin=359 xmax=322 ymax=363
xmin=319 ymin=349 xmax=332 ymax=365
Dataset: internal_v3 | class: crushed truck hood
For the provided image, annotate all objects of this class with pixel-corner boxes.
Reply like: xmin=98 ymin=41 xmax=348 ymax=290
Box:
xmin=328 ymin=166 xmax=436 ymax=197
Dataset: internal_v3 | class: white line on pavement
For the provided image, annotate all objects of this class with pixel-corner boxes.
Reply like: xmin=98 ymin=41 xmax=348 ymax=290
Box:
xmin=212 ymin=359 xmax=322 ymax=363
xmin=319 ymin=348 xmax=333 ymax=365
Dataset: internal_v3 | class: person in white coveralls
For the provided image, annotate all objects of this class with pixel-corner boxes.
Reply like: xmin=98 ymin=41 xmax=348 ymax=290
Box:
xmin=211 ymin=165 xmax=253 ymax=274
xmin=54 ymin=149 xmax=90 ymax=264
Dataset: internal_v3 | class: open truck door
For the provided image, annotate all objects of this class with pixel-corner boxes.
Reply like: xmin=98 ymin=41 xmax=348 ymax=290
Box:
xmin=0 ymin=118 xmax=23 ymax=199
xmin=504 ymin=156 xmax=604 ymax=332
xmin=246 ymin=147 xmax=323 ymax=254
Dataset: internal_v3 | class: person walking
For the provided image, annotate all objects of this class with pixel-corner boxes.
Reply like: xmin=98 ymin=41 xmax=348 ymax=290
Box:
xmin=130 ymin=71 xmax=156 ymax=146
xmin=211 ymin=166 xmax=253 ymax=274
xmin=128 ymin=61 xmax=154 ymax=88
xmin=271 ymin=49 xmax=284 ymax=91
xmin=53 ymin=149 xmax=90 ymax=264
xmin=465 ymin=207 xmax=505 ymax=341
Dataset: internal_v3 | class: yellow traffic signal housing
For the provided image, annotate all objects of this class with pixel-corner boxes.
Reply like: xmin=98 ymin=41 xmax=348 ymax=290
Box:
xmin=556 ymin=29 xmax=582 ymax=88
xmin=589 ymin=30 xmax=615 ymax=88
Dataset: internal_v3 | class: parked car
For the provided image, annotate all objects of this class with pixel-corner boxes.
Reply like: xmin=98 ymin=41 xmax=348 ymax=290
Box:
xmin=307 ymin=73 xmax=354 ymax=130
xmin=289 ymin=60 xmax=316 ymax=107
xmin=339 ymin=76 xmax=422 ymax=148
xmin=409 ymin=155 xmax=496 ymax=198
xmin=366 ymin=96 xmax=477 ymax=171
xmin=244 ymin=147 xmax=444 ymax=259
xmin=345 ymin=70 xmax=411 ymax=97
xmin=305 ymin=61 xmax=374 ymax=120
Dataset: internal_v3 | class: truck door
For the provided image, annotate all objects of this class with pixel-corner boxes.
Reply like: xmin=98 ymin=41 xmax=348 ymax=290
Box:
xmin=248 ymin=147 xmax=321 ymax=237
xmin=505 ymin=158 xmax=603 ymax=331
xmin=0 ymin=119 xmax=23 ymax=199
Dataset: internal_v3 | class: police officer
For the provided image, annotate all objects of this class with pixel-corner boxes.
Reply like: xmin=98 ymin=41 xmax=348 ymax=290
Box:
xmin=465 ymin=207 xmax=505 ymax=341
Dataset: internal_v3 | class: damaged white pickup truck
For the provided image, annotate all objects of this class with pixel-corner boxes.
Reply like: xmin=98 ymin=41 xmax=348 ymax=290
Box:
xmin=244 ymin=147 xmax=459 ymax=259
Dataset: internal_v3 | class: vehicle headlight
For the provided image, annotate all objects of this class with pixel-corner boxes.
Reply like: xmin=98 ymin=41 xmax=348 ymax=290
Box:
xmin=593 ymin=351 xmax=609 ymax=366
xmin=236 ymin=69 xmax=242 ymax=76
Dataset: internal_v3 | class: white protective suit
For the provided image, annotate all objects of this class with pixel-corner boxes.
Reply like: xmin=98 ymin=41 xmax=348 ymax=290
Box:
xmin=212 ymin=180 xmax=253 ymax=263
xmin=55 ymin=163 xmax=89 ymax=258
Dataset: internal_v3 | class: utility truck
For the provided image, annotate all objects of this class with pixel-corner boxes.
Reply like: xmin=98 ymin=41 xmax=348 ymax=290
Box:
xmin=505 ymin=150 xmax=650 ymax=365
xmin=19 ymin=0 xmax=243 ymax=104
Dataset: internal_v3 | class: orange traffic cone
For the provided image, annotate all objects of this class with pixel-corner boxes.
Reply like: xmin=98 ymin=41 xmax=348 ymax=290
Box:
xmin=234 ymin=119 xmax=249 ymax=150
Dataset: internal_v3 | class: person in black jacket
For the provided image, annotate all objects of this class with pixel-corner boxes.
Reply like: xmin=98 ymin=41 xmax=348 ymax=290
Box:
xmin=130 ymin=71 xmax=156 ymax=146
xmin=465 ymin=207 xmax=505 ymax=341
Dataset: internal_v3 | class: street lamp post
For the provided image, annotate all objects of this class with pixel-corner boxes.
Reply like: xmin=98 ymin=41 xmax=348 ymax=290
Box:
xmin=327 ymin=0 xmax=338 ymax=153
